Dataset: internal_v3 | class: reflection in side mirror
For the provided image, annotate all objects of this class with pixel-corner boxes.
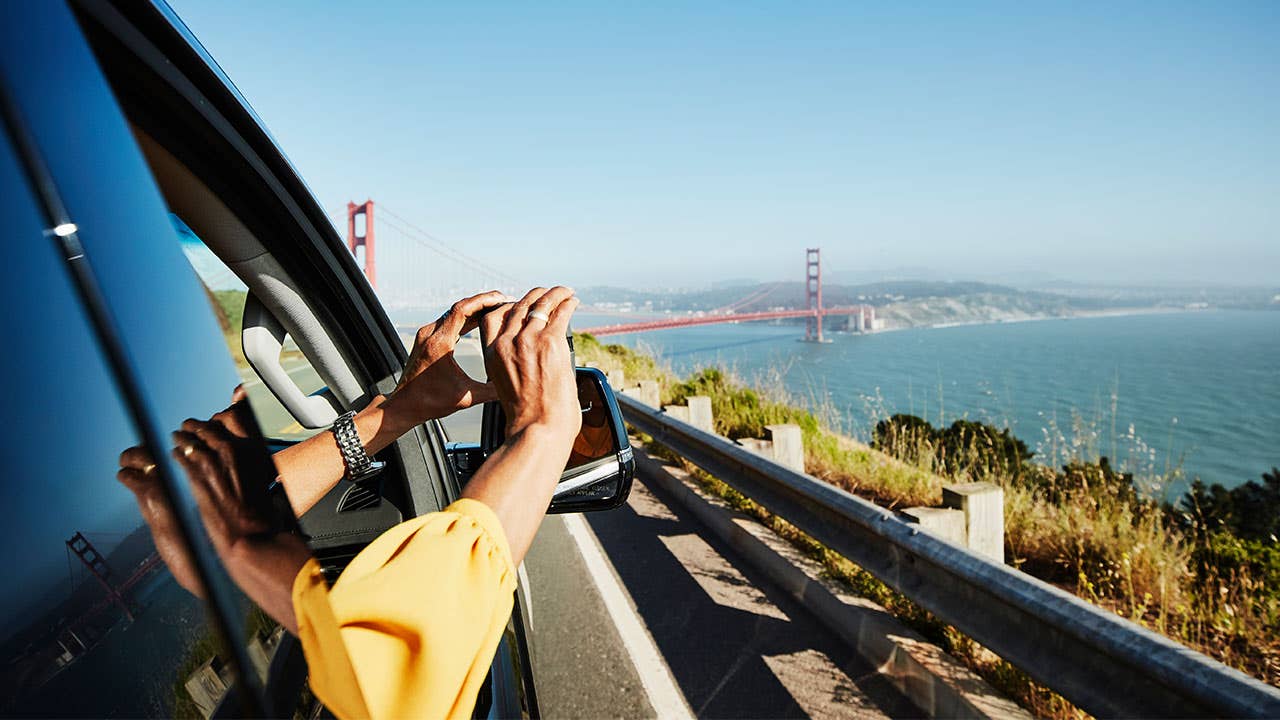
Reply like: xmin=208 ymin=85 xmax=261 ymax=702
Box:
xmin=475 ymin=367 xmax=634 ymax=514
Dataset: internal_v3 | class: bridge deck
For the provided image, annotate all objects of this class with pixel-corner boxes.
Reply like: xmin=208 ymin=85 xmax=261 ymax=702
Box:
xmin=578 ymin=307 xmax=866 ymax=337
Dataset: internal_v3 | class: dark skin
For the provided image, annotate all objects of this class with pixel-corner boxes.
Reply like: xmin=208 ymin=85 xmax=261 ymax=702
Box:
xmin=270 ymin=290 xmax=512 ymax=516
xmin=118 ymin=287 xmax=582 ymax=635
xmin=171 ymin=412 xmax=311 ymax=634
xmin=117 ymin=445 xmax=205 ymax=598
xmin=117 ymin=386 xmax=309 ymax=629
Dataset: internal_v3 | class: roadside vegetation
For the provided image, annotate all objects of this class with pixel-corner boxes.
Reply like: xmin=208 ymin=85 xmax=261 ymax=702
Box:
xmin=208 ymin=288 xmax=305 ymax=369
xmin=575 ymin=332 xmax=1279 ymax=716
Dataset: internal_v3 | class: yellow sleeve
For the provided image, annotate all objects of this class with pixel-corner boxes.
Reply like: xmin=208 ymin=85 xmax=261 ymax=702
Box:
xmin=291 ymin=498 xmax=517 ymax=720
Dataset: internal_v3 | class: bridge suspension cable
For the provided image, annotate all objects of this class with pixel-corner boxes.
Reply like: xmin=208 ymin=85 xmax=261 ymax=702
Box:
xmin=712 ymin=282 xmax=781 ymax=314
xmin=377 ymin=205 xmax=524 ymax=291
xmin=333 ymin=200 xmax=526 ymax=310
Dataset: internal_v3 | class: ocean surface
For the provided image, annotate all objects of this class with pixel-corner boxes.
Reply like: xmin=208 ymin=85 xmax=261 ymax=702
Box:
xmin=575 ymin=309 xmax=1279 ymax=500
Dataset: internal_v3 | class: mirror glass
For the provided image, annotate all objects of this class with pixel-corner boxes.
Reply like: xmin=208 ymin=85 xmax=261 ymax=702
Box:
xmin=568 ymin=371 xmax=620 ymax=469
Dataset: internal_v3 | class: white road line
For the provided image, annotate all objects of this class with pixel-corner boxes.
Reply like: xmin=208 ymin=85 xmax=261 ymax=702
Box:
xmin=562 ymin=513 xmax=694 ymax=720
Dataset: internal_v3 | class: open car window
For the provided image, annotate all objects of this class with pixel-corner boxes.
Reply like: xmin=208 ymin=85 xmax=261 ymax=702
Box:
xmin=174 ymin=214 xmax=326 ymax=444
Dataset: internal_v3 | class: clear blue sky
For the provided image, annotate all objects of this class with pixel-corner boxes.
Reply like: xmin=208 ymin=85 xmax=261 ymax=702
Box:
xmin=168 ymin=0 xmax=1278 ymax=289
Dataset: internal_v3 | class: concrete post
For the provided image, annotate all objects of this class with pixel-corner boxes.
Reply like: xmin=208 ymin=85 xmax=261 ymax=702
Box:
xmin=638 ymin=380 xmax=660 ymax=408
xmin=737 ymin=438 xmax=773 ymax=459
xmin=901 ymin=507 xmax=967 ymax=547
xmin=765 ymin=424 xmax=805 ymax=472
xmin=687 ymin=396 xmax=714 ymax=433
xmin=663 ymin=405 xmax=691 ymax=423
xmin=606 ymin=368 xmax=625 ymax=389
xmin=942 ymin=482 xmax=1004 ymax=562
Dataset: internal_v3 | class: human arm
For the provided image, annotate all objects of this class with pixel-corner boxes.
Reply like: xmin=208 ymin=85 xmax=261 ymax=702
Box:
xmin=460 ymin=286 xmax=581 ymax=565
xmin=291 ymin=286 xmax=581 ymax=718
xmin=172 ymin=402 xmax=313 ymax=634
xmin=271 ymin=290 xmax=510 ymax=516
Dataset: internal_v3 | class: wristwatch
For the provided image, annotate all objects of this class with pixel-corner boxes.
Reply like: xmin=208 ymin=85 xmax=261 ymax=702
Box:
xmin=332 ymin=410 xmax=385 ymax=482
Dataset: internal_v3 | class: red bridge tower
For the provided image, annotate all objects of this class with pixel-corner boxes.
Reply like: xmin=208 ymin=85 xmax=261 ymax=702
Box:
xmin=67 ymin=532 xmax=134 ymax=622
xmin=347 ymin=200 xmax=377 ymax=289
xmin=805 ymin=248 xmax=824 ymax=342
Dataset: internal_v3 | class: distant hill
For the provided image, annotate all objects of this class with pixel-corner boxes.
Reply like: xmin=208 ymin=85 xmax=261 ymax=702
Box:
xmin=576 ymin=279 xmax=1280 ymax=330
xmin=581 ymin=280 xmax=1066 ymax=313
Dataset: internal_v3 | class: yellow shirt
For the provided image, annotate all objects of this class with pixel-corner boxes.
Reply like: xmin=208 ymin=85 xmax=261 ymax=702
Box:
xmin=291 ymin=498 xmax=517 ymax=720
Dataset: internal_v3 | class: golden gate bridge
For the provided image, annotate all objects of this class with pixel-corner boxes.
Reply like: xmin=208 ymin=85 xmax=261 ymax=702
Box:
xmin=336 ymin=200 xmax=878 ymax=342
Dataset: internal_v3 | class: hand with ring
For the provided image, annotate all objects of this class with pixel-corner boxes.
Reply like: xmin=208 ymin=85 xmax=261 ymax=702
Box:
xmin=118 ymin=445 xmax=206 ymax=597
xmin=480 ymin=286 xmax=581 ymax=443
xmin=386 ymin=290 xmax=514 ymax=425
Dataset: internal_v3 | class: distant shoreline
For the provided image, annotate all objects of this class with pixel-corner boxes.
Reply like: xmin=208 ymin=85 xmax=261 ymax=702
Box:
xmin=874 ymin=305 xmax=1196 ymax=334
xmin=394 ymin=304 xmax=1259 ymax=339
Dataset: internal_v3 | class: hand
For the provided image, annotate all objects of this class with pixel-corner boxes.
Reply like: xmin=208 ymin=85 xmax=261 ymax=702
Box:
xmin=171 ymin=413 xmax=281 ymax=557
xmin=389 ymin=290 xmax=512 ymax=424
xmin=480 ymin=286 xmax=582 ymax=443
xmin=116 ymin=387 xmax=265 ymax=598
xmin=173 ymin=407 xmax=311 ymax=633
xmin=118 ymin=445 xmax=206 ymax=597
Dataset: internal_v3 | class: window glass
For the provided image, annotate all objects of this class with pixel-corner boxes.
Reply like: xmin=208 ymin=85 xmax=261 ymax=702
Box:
xmin=0 ymin=134 xmax=268 ymax=718
xmin=174 ymin=215 xmax=326 ymax=443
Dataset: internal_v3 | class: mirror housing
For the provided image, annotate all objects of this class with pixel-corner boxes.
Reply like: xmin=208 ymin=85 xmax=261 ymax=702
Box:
xmin=468 ymin=367 xmax=634 ymax=513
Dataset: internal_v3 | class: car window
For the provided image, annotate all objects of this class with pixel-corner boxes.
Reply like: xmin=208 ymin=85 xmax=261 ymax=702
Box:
xmin=2 ymin=4 xmax=325 ymax=715
xmin=0 ymin=133 xmax=273 ymax=718
xmin=175 ymin=214 xmax=327 ymax=444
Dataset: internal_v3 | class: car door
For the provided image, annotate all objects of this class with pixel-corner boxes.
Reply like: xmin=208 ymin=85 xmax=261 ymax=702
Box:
xmin=0 ymin=3 xmax=309 ymax=717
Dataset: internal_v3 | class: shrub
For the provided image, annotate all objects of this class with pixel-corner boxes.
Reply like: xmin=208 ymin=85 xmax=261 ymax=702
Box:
xmin=936 ymin=419 xmax=1033 ymax=482
xmin=1181 ymin=468 xmax=1280 ymax=542
xmin=872 ymin=414 xmax=1033 ymax=483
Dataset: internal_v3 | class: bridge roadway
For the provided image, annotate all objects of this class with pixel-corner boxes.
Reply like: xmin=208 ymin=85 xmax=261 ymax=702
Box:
xmin=244 ymin=339 xmax=922 ymax=718
xmin=578 ymin=307 xmax=866 ymax=338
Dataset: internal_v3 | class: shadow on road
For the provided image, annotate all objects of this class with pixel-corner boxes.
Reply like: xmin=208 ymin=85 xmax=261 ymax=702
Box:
xmin=587 ymin=476 xmax=921 ymax=719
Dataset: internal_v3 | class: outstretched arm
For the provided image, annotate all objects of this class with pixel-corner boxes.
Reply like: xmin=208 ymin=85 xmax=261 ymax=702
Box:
xmin=272 ymin=290 xmax=510 ymax=516
xmin=460 ymin=286 xmax=581 ymax=565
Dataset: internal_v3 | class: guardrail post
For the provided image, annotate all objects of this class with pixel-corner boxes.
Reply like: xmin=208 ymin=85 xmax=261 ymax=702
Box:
xmin=902 ymin=507 xmax=967 ymax=547
xmin=765 ymin=424 xmax=804 ymax=472
xmin=942 ymin=483 xmax=1004 ymax=563
xmin=606 ymin=368 xmax=625 ymax=389
xmin=687 ymin=396 xmax=714 ymax=433
xmin=638 ymin=380 xmax=660 ymax=408
xmin=662 ymin=404 xmax=691 ymax=423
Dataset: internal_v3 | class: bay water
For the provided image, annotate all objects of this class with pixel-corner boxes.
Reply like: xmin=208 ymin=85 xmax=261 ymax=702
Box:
xmin=580 ymin=309 xmax=1278 ymax=500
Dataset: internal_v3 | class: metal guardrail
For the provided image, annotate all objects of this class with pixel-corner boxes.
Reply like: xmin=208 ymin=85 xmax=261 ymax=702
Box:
xmin=617 ymin=393 xmax=1280 ymax=719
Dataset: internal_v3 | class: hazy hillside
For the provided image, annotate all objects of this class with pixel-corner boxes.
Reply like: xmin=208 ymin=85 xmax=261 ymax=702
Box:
xmin=578 ymin=279 xmax=1277 ymax=330
xmin=580 ymin=280 xmax=1058 ymax=312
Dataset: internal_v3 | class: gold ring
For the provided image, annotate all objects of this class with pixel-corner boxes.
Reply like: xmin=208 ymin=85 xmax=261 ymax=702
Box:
xmin=181 ymin=445 xmax=195 ymax=458
xmin=527 ymin=310 xmax=550 ymax=323
xmin=142 ymin=463 xmax=157 ymax=475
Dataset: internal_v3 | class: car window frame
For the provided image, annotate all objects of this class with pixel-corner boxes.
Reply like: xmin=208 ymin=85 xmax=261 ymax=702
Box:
xmin=0 ymin=3 xmax=277 ymax=714
xmin=69 ymin=0 xmax=459 ymax=519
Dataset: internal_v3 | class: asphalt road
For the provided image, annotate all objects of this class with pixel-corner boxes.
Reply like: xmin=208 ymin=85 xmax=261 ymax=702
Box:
xmin=583 ymin=478 xmax=920 ymax=719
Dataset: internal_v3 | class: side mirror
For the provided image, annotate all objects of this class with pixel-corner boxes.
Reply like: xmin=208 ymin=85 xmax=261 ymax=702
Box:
xmin=473 ymin=367 xmax=634 ymax=513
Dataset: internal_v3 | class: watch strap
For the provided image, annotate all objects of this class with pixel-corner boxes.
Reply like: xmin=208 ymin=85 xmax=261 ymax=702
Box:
xmin=332 ymin=410 xmax=382 ymax=482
